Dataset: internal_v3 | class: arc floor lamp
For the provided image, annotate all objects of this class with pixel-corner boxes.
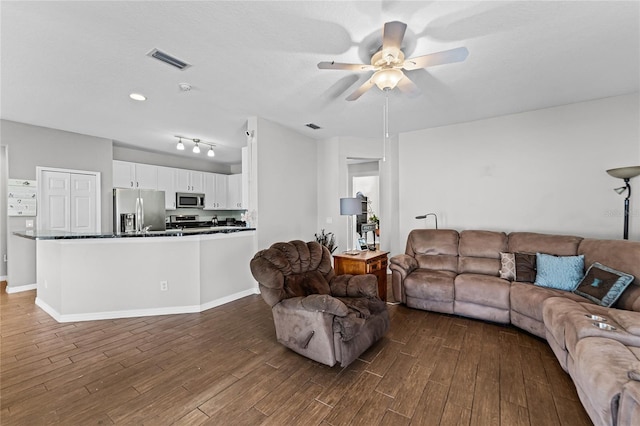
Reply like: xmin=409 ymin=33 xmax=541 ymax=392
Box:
xmin=606 ymin=166 xmax=640 ymax=240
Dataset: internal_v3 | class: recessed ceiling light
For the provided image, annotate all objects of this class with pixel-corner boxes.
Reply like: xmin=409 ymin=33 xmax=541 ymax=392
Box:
xmin=129 ymin=93 xmax=146 ymax=101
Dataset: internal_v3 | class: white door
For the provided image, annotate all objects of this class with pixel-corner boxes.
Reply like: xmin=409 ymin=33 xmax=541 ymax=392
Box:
xmin=70 ymin=174 xmax=97 ymax=233
xmin=38 ymin=168 xmax=100 ymax=233
xmin=40 ymin=171 xmax=70 ymax=231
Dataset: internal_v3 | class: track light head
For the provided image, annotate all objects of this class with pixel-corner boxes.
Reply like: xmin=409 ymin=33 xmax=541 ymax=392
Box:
xmin=176 ymin=138 xmax=185 ymax=150
xmin=614 ymin=186 xmax=627 ymax=195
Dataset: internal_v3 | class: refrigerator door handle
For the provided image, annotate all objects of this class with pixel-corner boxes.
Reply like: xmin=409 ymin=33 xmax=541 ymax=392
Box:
xmin=135 ymin=197 xmax=141 ymax=232
xmin=140 ymin=197 xmax=144 ymax=231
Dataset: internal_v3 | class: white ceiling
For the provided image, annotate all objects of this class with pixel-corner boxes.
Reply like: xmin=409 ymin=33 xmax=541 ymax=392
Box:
xmin=1 ymin=1 xmax=638 ymax=165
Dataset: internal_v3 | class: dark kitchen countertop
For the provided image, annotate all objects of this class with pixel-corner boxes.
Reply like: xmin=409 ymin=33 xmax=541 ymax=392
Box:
xmin=13 ymin=226 xmax=256 ymax=240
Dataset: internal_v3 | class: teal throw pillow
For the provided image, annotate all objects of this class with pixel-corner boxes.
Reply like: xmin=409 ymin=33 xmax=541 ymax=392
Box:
xmin=534 ymin=253 xmax=584 ymax=291
xmin=573 ymin=262 xmax=634 ymax=307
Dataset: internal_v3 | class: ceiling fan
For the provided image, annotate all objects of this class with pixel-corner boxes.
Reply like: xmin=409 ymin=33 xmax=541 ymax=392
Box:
xmin=318 ymin=21 xmax=469 ymax=101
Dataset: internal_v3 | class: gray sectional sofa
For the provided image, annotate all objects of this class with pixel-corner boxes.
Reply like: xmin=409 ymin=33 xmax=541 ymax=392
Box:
xmin=390 ymin=229 xmax=640 ymax=426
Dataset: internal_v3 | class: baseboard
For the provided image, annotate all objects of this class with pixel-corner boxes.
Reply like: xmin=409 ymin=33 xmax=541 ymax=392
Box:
xmin=6 ymin=283 xmax=37 ymax=294
xmin=35 ymin=287 xmax=260 ymax=323
xmin=200 ymin=288 xmax=259 ymax=312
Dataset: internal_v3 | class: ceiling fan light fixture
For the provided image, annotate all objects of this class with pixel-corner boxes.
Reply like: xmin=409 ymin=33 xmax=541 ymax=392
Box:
xmin=373 ymin=68 xmax=404 ymax=90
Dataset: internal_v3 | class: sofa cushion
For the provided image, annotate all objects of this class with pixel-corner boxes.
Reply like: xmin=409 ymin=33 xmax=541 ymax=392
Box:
xmin=499 ymin=252 xmax=516 ymax=280
xmin=508 ymin=232 xmax=583 ymax=256
xmin=535 ymin=253 xmax=584 ymax=291
xmin=404 ymin=269 xmax=456 ymax=302
xmin=458 ymin=230 xmax=506 ymax=276
xmin=511 ymin=281 xmax=590 ymax=322
xmin=405 ymin=229 xmax=459 ymax=272
xmin=574 ymin=262 xmax=635 ymax=307
xmin=455 ymin=273 xmax=510 ymax=310
xmin=514 ymin=252 xmax=537 ymax=282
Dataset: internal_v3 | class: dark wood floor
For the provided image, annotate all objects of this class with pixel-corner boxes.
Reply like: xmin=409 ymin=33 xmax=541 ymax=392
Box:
xmin=0 ymin=280 xmax=592 ymax=425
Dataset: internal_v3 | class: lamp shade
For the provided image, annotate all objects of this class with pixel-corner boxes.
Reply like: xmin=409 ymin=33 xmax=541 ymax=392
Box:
xmin=606 ymin=166 xmax=640 ymax=180
xmin=340 ymin=198 xmax=362 ymax=215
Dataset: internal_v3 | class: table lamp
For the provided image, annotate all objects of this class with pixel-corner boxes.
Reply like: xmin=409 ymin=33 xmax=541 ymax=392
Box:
xmin=340 ymin=197 xmax=362 ymax=254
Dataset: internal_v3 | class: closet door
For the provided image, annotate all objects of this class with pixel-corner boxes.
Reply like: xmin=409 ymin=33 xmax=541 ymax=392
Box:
xmin=40 ymin=170 xmax=70 ymax=231
xmin=70 ymin=174 xmax=97 ymax=233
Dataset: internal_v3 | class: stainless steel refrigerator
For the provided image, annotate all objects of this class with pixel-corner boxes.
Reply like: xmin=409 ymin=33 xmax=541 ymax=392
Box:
xmin=113 ymin=188 xmax=166 ymax=234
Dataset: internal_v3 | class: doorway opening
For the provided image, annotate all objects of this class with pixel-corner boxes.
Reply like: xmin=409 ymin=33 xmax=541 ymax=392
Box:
xmin=347 ymin=159 xmax=380 ymax=249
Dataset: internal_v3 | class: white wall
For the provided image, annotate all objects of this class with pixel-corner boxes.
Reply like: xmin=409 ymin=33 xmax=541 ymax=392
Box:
xmin=254 ymin=118 xmax=318 ymax=250
xmin=0 ymin=146 xmax=7 ymax=278
xmin=2 ymin=120 xmax=113 ymax=289
xmin=397 ymin=93 xmax=640 ymax=254
xmin=316 ymin=135 xmax=399 ymax=255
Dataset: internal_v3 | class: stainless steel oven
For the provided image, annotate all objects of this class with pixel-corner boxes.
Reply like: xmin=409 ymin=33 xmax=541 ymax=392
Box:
xmin=176 ymin=192 xmax=205 ymax=209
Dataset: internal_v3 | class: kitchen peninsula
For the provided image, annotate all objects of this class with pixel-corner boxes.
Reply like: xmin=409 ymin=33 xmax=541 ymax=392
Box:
xmin=14 ymin=227 xmax=257 ymax=322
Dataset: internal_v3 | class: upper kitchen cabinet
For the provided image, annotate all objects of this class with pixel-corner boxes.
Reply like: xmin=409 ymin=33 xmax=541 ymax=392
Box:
xmin=157 ymin=166 xmax=177 ymax=210
xmin=204 ymin=173 xmax=227 ymax=209
xmin=176 ymin=169 xmax=204 ymax=193
xmin=227 ymin=174 xmax=244 ymax=209
xmin=113 ymin=161 xmax=157 ymax=190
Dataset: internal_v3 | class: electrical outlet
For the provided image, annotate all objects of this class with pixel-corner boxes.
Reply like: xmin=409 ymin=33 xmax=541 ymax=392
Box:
xmin=160 ymin=281 xmax=168 ymax=291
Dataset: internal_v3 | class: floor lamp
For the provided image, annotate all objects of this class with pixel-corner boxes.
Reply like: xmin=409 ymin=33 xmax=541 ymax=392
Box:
xmin=340 ymin=197 xmax=362 ymax=254
xmin=606 ymin=166 xmax=640 ymax=240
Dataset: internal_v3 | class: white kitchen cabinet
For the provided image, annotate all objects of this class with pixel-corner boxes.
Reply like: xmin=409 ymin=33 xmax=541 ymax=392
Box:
xmin=112 ymin=160 xmax=135 ymax=188
xmin=112 ymin=161 xmax=157 ymax=190
xmin=176 ymin=169 xmax=204 ymax=193
xmin=157 ymin=166 xmax=177 ymax=210
xmin=204 ymin=173 xmax=227 ymax=209
xmin=227 ymin=174 xmax=244 ymax=209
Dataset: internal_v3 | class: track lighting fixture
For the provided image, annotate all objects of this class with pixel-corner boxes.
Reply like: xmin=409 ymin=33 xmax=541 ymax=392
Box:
xmin=174 ymin=136 xmax=215 ymax=158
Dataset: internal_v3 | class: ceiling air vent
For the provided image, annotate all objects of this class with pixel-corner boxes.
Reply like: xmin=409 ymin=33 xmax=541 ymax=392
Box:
xmin=147 ymin=48 xmax=191 ymax=70
xmin=305 ymin=123 xmax=321 ymax=130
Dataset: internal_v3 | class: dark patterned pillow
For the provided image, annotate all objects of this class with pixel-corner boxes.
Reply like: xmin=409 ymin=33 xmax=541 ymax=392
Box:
xmin=573 ymin=262 xmax=634 ymax=307
xmin=514 ymin=252 xmax=537 ymax=282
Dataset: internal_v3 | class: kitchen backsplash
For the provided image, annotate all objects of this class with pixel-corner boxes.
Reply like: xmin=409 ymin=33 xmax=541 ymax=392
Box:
xmin=165 ymin=207 xmax=245 ymax=223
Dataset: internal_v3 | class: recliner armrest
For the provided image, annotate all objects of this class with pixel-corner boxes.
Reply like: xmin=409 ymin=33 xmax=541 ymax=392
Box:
xmin=329 ymin=274 xmax=379 ymax=299
xmin=300 ymin=294 xmax=349 ymax=317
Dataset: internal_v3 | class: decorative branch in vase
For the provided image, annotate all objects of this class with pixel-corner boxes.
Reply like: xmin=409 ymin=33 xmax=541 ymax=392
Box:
xmin=315 ymin=229 xmax=337 ymax=253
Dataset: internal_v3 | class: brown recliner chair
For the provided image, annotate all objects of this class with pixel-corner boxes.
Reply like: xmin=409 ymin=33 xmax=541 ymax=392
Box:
xmin=250 ymin=240 xmax=390 ymax=367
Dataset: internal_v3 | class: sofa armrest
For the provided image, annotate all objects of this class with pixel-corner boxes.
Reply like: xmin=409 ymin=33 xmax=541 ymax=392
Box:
xmin=329 ymin=274 xmax=379 ymax=299
xmin=390 ymin=254 xmax=418 ymax=276
xmin=618 ymin=379 xmax=640 ymax=426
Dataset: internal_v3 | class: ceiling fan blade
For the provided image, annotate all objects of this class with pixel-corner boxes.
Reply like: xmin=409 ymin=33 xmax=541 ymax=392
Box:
xmin=403 ymin=46 xmax=469 ymax=71
xmin=317 ymin=61 xmax=374 ymax=71
xmin=346 ymin=77 xmax=375 ymax=101
xmin=382 ymin=21 xmax=407 ymax=53
xmin=396 ymin=74 xmax=421 ymax=97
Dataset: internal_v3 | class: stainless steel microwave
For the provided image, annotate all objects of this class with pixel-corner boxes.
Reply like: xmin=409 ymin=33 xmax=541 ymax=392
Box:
xmin=176 ymin=192 xmax=205 ymax=209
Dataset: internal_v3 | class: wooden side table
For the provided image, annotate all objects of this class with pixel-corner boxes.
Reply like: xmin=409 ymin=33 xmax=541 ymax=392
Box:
xmin=333 ymin=250 xmax=389 ymax=301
